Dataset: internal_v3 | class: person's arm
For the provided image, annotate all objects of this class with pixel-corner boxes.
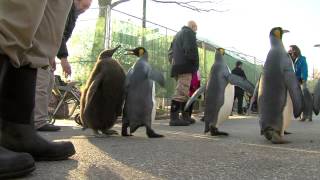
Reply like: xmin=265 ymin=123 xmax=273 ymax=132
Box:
xmin=57 ymin=38 xmax=68 ymax=60
xmin=241 ymin=69 xmax=247 ymax=79
xmin=56 ymin=5 xmax=76 ymax=77
xmin=57 ymin=37 xmax=71 ymax=77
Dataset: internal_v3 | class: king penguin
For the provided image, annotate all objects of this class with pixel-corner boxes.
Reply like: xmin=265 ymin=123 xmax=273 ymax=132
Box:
xmin=313 ymin=44 xmax=320 ymax=115
xmin=80 ymin=45 xmax=126 ymax=137
xmin=258 ymin=27 xmax=303 ymax=144
xmin=300 ymin=84 xmax=313 ymax=122
xmin=121 ymin=47 xmax=165 ymax=138
xmin=185 ymin=48 xmax=254 ymax=136
xmin=313 ymin=80 xmax=320 ymax=115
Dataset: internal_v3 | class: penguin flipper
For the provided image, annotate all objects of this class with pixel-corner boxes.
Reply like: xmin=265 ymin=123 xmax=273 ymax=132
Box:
xmin=148 ymin=69 xmax=165 ymax=87
xmin=227 ymin=74 xmax=255 ymax=95
xmin=184 ymin=86 xmax=205 ymax=111
xmin=124 ymin=68 xmax=133 ymax=92
xmin=248 ymin=76 xmax=260 ymax=115
xmin=283 ymin=68 xmax=303 ymax=118
xmin=313 ymin=80 xmax=320 ymax=115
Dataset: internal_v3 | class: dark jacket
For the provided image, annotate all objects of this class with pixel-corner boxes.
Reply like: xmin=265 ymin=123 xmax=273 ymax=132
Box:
xmin=231 ymin=66 xmax=247 ymax=95
xmin=170 ymin=26 xmax=199 ymax=77
xmin=57 ymin=3 xmax=79 ymax=59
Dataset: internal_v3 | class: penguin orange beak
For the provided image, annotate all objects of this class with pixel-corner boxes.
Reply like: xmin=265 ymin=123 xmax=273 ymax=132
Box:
xmin=124 ymin=49 xmax=135 ymax=55
xmin=314 ymin=44 xmax=320 ymax=47
xmin=282 ymin=29 xmax=290 ymax=33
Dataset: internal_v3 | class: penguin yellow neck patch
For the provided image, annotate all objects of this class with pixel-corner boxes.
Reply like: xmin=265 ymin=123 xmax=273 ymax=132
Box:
xmin=218 ymin=48 xmax=225 ymax=55
xmin=274 ymin=29 xmax=281 ymax=39
xmin=139 ymin=49 xmax=145 ymax=57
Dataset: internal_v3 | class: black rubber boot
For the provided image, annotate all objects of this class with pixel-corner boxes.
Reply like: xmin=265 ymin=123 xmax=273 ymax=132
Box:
xmin=1 ymin=117 xmax=76 ymax=161
xmin=0 ymin=146 xmax=35 ymax=179
xmin=169 ymin=100 xmax=190 ymax=126
xmin=182 ymin=102 xmax=195 ymax=124
xmin=188 ymin=103 xmax=196 ymax=124
xmin=0 ymin=57 xmax=75 ymax=161
xmin=182 ymin=111 xmax=195 ymax=124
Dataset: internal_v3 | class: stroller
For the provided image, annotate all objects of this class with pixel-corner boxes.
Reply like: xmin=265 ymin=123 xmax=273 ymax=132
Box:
xmin=48 ymin=75 xmax=81 ymax=125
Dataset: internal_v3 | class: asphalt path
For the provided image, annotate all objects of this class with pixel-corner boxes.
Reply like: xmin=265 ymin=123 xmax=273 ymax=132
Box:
xmin=20 ymin=114 xmax=320 ymax=180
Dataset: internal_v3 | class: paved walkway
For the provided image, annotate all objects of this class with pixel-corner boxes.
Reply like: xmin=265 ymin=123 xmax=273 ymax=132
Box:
xmin=22 ymin=115 xmax=320 ymax=180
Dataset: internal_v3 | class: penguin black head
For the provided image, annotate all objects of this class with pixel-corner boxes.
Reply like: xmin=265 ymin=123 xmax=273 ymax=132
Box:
xmin=99 ymin=45 xmax=121 ymax=60
xmin=269 ymin=27 xmax=289 ymax=40
xmin=125 ymin=47 xmax=147 ymax=57
xmin=216 ymin=48 xmax=225 ymax=55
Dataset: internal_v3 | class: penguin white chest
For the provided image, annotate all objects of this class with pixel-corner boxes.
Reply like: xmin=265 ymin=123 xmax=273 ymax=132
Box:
xmin=151 ymin=81 xmax=156 ymax=123
xmin=281 ymin=91 xmax=293 ymax=136
xmin=216 ymin=84 xmax=235 ymax=127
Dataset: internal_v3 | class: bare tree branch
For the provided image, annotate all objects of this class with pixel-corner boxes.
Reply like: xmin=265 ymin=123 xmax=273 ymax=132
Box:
xmin=150 ymin=0 xmax=228 ymax=12
xmin=111 ymin=0 xmax=130 ymax=8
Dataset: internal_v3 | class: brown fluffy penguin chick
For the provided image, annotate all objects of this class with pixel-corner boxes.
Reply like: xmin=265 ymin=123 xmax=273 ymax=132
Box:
xmin=80 ymin=45 xmax=126 ymax=137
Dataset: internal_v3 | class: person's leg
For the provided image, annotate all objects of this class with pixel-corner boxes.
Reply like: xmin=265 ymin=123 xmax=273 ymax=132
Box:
xmin=0 ymin=0 xmax=72 ymax=177
xmin=188 ymin=102 xmax=194 ymax=117
xmin=34 ymin=68 xmax=60 ymax=131
xmin=237 ymin=94 xmax=244 ymax=114
xmin=0 ymin=1 xmax=47 ymax=68
xmin=34 ymin=68 xmax=51 ymax=128
xmin=31 ymin=0 xmax=72 ymax=131
xmin=185 ymin=102 xmax=196 ymax=124
xmin=0 ymin=0 xmax=74 ymax=161
xmin=178 ymin=74 xmax=195 ymax=124
xmin=0 ymin=57 xmax=75 ymax=161
xmin=170 ymin=73 xmax=192 ymax=126
xmin=0 ymin=56 xmax=36 ymax=178
xmin=0 ymin=1 xmax=49 ymax=178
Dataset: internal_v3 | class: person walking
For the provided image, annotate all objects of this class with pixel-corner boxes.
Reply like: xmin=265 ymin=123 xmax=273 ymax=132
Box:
xmin=169 ymin=20 xmax=199 ymax=126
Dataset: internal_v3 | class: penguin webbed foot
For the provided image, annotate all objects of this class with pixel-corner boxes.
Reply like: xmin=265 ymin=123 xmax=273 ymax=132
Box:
xmin=210 ymin=127 xmax=229 ymax=136
xmin=146 ymin=127 xmax=164 ymax=138
xmin=102 ymin=129 xmax=118 ymax=135
xmin=284 ymin=131 xmax=292 ymax=135
xmin=299 ymin=118 xmax=306 ymax=122
xmin=122 ymin=132 xmax=133 ymax=137
xmin=264 ymin=129 xmax=290 ymax=144
xmin=121 ymin=125 xmax=133 ymax=137
xmin=93 ymin=130 xmax=108 ymax=138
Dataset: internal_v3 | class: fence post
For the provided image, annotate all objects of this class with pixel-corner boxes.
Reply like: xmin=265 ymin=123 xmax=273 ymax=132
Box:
xmin=104 ymin=5 xmax=111 ymax=49
xmin=253 ymin=57 xmax=257 ymax=83
xmin=202 ymin=42 xmax=207 ymax=83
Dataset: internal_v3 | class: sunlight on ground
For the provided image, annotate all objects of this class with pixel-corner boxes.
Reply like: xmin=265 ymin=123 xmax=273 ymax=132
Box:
xmin=63 ymin=139 xmax=163 ymax=179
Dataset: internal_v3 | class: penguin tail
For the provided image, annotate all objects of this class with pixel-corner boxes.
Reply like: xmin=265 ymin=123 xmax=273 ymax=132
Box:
xmin=204 ymin=119 xmax=210 ymax=133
